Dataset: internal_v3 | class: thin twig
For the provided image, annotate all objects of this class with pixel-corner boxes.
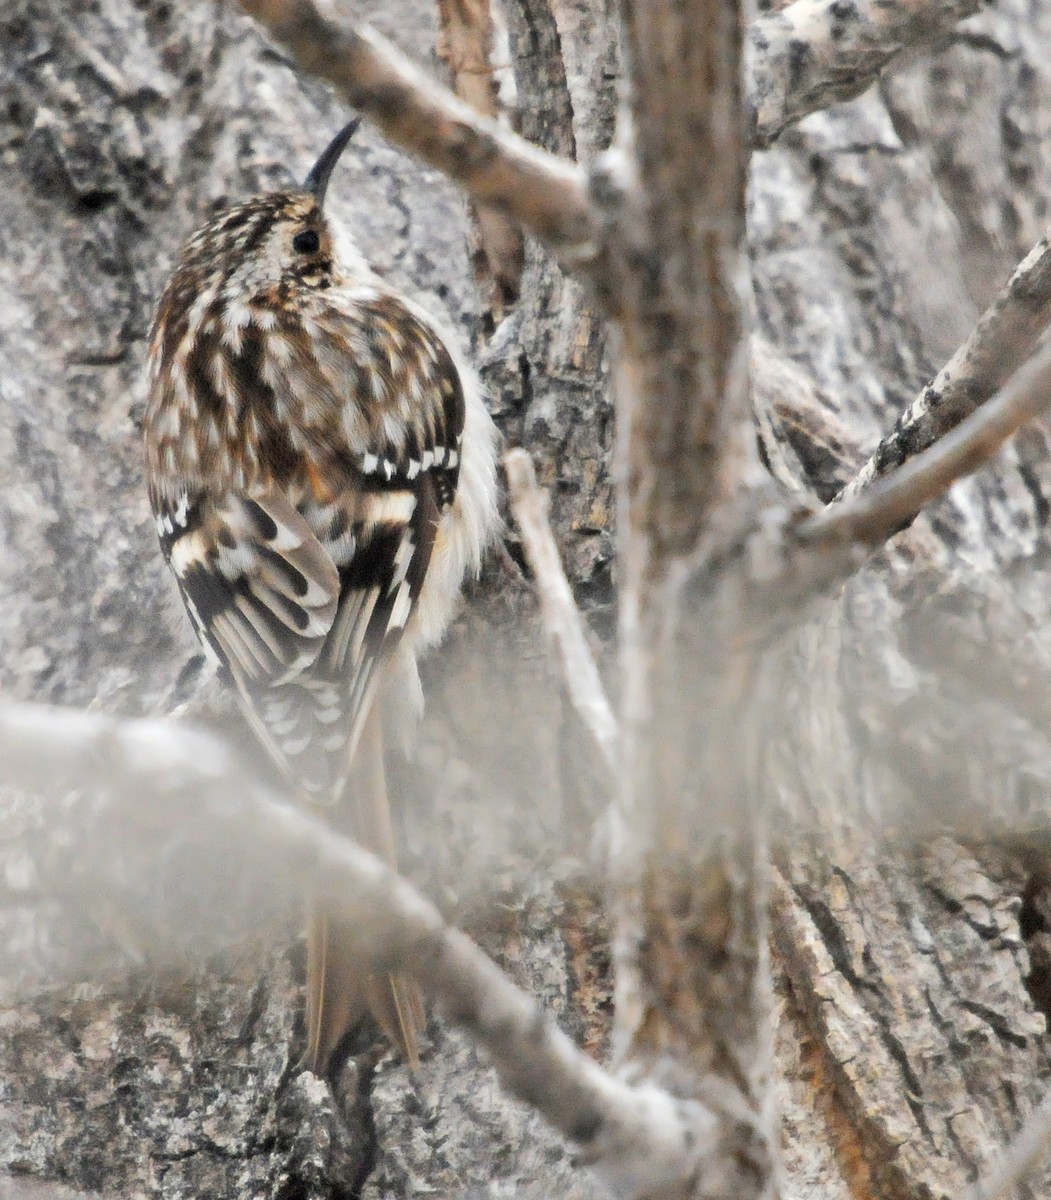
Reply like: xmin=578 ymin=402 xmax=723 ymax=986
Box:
xmin=963 ymin=1089 xmax=1051 ymax=1200
xmin=504 ymin=449 xmax=618 ymax=772
xmin=839 ymin=231 xmax=1051 ymax=501
xmin=749 ymin=0 xmax=984 ymax=148
xmin=801 ymin=343 xmax=1051 ymax=545
xmin=0 ymin=700 xmax=714 ymax=1200
xmin=236 ymin=0 xmax=595 ymax=259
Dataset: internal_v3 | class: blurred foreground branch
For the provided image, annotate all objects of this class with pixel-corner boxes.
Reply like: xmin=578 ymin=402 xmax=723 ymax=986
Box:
xmin=0 ymin=700 xmax=714 ymax=1200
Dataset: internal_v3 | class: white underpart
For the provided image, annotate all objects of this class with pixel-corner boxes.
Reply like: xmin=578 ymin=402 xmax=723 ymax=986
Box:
xmin=400 ymin=307 xmax=500 ymax=652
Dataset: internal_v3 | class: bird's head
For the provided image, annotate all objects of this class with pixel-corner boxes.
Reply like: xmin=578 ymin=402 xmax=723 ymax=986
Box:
xmin=159 ymin=120 xmax=369 ymax=322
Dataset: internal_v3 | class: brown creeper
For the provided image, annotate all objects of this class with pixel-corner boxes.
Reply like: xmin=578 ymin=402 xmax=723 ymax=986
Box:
xmin=143 ymin=121 xmax=499 ymax=1075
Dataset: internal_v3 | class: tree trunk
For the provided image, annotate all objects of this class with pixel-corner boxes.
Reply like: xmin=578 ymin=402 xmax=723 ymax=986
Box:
xmin=3 ymin=0 xmax=1051 ymax=1196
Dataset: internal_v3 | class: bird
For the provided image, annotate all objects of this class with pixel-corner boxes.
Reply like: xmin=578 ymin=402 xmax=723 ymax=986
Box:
xmin=142 ymin=120 xmax=499 ymax=1076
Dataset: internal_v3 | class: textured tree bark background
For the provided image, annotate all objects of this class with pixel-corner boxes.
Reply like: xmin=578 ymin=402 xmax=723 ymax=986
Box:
xmin=4 ymin=0 xmax=1051 ymax=1197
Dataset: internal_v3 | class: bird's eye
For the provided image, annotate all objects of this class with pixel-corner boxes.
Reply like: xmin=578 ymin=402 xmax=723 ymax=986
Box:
xmin=292 ymin=229 xmax=320 ymax=254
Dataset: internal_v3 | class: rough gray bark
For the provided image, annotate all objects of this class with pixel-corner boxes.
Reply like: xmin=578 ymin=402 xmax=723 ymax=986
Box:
xmin=5 ymin=1 xmax=1051 ymax=1198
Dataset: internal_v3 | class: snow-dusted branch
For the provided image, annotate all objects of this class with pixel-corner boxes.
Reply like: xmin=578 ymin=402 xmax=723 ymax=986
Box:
xmin=236 ymin=0 xmax=595 ymax=259
xmin=0 ymin=700 xmax=714 ymax=1200
xmin=505 ymin=449 xmax=618 ymax=773
xmin=802 ymin=344 xmax=1051 ymax=546
xmin=749 ymin=0 xmax=983 ymax=148
xmin=840 ymin=230 xmax=1051 ymax=500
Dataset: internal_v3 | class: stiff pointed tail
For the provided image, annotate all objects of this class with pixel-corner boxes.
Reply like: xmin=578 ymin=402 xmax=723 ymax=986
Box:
xmin=305 ymin=910 xmax=423 ymax=1075
xmin=304 ymin=707 xmax=424 ymax=1076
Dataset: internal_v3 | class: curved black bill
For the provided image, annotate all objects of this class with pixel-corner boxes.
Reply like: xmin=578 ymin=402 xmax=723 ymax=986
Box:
xmin=303 ymin=118 xmax=361 ymax=205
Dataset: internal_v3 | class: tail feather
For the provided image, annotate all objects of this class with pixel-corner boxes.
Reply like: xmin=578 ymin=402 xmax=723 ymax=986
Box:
xmin=305 ymin=911 xmax=422 ymax=1075
xmin=304 ymin=706 xmax=423 ymax=1077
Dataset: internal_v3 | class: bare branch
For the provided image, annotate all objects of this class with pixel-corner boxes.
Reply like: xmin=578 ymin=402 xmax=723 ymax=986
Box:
xmin=0 ymin=700 xmax=715 ymax=1200
xmin=749 ymin=0 xmax=984 ymax=148
xmin=600 ymin=4 xmax=778 ymax=1196
xmin=613 ymin=0 xmax=751 ymax=567
xmin=232 ymin=0 xmax=986 ymax=295
xmin=801 ymin=343 xmax=1051 ymax=546
xmin=504 ymin=449 xmax=618 ymax=773
xmin=963 ymin=1090 xmax=1051 ymax=1200
xmin=840 ymin=230 xmax=1051 ymax=500
xmin=236 ymin=0 xmax=595 ymax=258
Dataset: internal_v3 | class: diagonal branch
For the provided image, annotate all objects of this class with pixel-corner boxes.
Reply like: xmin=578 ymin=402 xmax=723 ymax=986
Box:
xmin=688 ymin=346 xmax=1051 ymax=665
xmin=235 ymin=0 xmax=984 ymax=289
xmin=237 ymin=0 xmax=595 ymax=258
xmin=505 ymin=449 xmax=618 ymax=774
xmin=803 ymin=343 xmax=1051 ymax=546
xmin=0 ymin=700 xmax=714 ymax=1200
xmin=838 ymin=230 xmax=1051 ymax=501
